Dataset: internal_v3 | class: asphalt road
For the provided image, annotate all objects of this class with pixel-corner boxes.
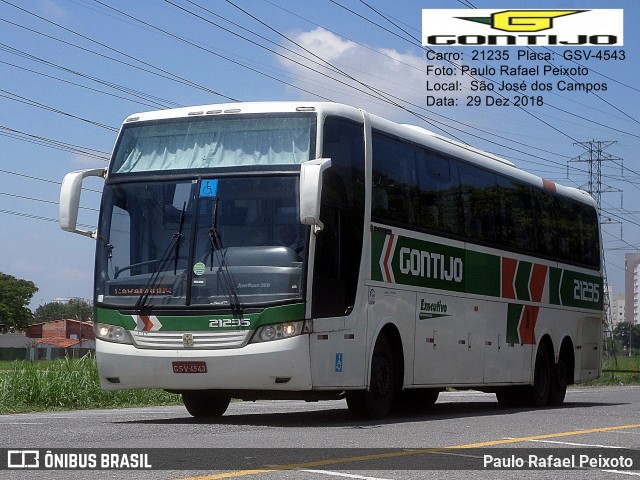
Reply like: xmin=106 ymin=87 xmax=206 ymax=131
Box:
xmin=1 ymin=386 xmax=639 ymax=479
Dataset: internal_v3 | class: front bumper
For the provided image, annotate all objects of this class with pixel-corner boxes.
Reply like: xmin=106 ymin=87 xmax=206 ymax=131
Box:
xmin=95 ymin=334 xmax=313 ymax=391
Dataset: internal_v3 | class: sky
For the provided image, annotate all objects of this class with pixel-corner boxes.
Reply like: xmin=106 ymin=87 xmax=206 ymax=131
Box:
xmin=0 ymin=0 xmax=638 ymax=310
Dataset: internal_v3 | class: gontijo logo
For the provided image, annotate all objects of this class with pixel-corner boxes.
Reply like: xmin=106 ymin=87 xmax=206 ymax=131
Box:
xmin=459 ymin=10 xmax=583 ymax=32
xmin=422 ymin=9 xmax=623 ymax=46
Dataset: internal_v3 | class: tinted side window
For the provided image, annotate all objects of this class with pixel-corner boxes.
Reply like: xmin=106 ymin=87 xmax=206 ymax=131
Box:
xmin=532 ymin=188 xmax=557 ymax=258
xmin=372 ymin=132 xmax=418 ymax=225
xmin=460 ymin=165 xmax=501 ymax=244
xmin=416 ymin=150 xmax=463 ymax=236
xmin=575 ymin=201 xmax=601 ymax=268
xmin=499 ymin=177 xmax=535 ymax=252
xmin=556 ymin=200 xmax=600 ymax=268
xmin=313 ymin=116 xmax=365 ymax=318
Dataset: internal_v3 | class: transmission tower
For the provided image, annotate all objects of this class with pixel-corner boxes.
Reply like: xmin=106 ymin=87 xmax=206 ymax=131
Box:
xmin=568 ymin=140 xmax=623 ymax=363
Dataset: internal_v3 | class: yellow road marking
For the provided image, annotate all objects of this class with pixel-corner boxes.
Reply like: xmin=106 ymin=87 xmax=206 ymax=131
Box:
xmin=179 ymin=423 xmax=640 ymax=480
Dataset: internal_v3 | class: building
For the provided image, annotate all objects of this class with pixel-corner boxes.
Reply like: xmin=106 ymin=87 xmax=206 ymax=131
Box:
xmin=25 ymin=319 xmax=94 ymax=348
xmin=610 ymin=293 xmax=625 ymax=326
xmin=624 ymin=253 xmax=640 ymax=325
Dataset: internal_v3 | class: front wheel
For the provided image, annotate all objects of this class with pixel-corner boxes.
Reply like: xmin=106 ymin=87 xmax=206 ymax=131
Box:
xmin=347 ymin=335 xmax=395 ymax=419
xmin=182 ymin=392 xmax=231 ymax=418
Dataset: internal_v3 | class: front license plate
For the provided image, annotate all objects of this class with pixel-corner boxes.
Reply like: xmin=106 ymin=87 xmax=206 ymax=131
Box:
xmin=172 ymin=361 xmax=207 ymax=373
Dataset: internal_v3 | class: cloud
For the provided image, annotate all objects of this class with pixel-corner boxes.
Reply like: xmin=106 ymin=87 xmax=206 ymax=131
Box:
xmin=69 ymin=152 xmax=104 ymax=168
xmin=37 ymin=0 xmax=69 ymax=21
xmin=276 ymin=27 xmax=446 ymax=122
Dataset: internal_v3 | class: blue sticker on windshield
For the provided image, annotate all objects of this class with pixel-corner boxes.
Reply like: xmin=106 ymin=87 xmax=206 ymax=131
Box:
xmin=200 ymin=179 xmax=218 ymax=197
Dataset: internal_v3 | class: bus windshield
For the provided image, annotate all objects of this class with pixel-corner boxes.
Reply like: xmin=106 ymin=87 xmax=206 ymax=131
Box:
xmin=95 ymin=176 xmax=307 ymax=309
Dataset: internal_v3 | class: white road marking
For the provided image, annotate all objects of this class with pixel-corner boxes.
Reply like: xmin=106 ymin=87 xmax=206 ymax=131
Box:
xmin=524 ymin=439 xmax=622 ymax=448
xmin=299 ymin=469 xmax=394 ymax=480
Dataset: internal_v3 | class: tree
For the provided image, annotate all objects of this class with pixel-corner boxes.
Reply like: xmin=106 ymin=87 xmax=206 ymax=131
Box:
xmin=34 ymin=298 xmax=93 ymax=323
xmin=613 ymin=322 xmax=640 ymax=351
xmin=0 ymin=272 xmax=38 ymax=330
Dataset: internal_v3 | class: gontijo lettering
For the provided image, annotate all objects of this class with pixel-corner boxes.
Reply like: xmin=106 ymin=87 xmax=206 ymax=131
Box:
xmin=399 ymin=247 xmax=463 ymax=283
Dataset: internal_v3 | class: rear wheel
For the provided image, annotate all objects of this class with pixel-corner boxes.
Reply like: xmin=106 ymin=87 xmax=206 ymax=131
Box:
xmin=347 ymin=335 xmax=395 ymax=419
xmin=528 ymin=341 xmax=552 ymax=407
xmin=548 ymin=347 xmax=569 ymax=406
xmin=182 ymin=392 xmax=230 ymax=418
xmin=496 ymin=342 xmax=554 ymax=408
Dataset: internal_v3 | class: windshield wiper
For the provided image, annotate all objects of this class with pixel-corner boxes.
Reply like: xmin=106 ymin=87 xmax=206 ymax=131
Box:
xmin=134 ymin=202 xmax=186 ymax=312
xmin=208 ymin=197 xmax=243 ymax=313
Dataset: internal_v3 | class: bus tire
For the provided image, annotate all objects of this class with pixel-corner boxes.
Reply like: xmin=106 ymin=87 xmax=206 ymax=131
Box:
xmin=182 ymin=391 xmax=230 ymax=418
xmin=548 ymin=347 xmax=569 ymax=406
xmin=347 ymin=335 xmax=395 ymax=419
xmin=529 ymin=341 xmax=552 ymax=407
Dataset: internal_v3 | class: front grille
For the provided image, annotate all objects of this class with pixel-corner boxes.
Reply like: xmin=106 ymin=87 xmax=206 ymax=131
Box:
xmin=130 ymin=330 xmax=251 ymax=349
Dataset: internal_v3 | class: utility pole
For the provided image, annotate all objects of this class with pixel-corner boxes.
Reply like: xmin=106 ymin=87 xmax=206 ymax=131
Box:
xmin=568 ymin=140 xmax=623 ymax=365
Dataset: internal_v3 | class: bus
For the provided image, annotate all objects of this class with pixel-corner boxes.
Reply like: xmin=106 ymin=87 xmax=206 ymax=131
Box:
xmin=59 ymin=102 xmax=603 ymax=419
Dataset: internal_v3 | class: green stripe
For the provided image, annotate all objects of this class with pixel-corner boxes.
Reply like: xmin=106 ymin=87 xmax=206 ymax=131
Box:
xmin=371 ymin=229 xmax=602 ymax=312
xmin=466 ymin=250 xmax=500 ymax=296
xmin=95 ymin=303 xmax=305 ymax=331
xmin=515 ymin=261 xmax=532 ymax=301
xmin=506 ymin=304 xmax=524 ymax=344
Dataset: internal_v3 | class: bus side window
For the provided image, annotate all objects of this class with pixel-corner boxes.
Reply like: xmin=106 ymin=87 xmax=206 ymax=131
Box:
xmin=460 ymin=165 xmax=500 ymax=244
xmin=417 ymin=149 xmax=463 ymax=236
xmin=499 ymin=178 xmax=535 ymax=252
xmin=313 ymin=116 xmax=365 ymax=318
xmin=371 ymin=132 xmax=417 ymax=225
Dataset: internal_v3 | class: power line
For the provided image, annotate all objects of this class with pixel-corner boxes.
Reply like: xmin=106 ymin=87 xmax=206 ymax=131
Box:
xmin=0 ymin=124 xmax=110 ymax=160
xmin=0 ymin=2 xmax=239 ymax=101
xmin=0 ymin=168 xmax=102 ymax=194
xmin=0 ymin=192 xmax=99 ymax=212
xmin=0 ymin=208 xmax=95 ymax=230
xmin=348 ymin=1 xmax=639 ymax=144
xmin=197 ymin=1 xmax=594 ymax=166
xmin=1 ymin=1 xmax=598 ymax=185
xmin=0 ymin=88 xmax=118 ymax=131
xmin=1 ymin=1 xmax=635 ymax=233
xmin=0 ymin=59 xmax=178 ymax=110
xmin=75 ymin=0 xmax=628 ymax=173
xmin=89 ymin=0 xmax=332 ymax=102
xmin=0 ymin=41 xmax=183 ymax=109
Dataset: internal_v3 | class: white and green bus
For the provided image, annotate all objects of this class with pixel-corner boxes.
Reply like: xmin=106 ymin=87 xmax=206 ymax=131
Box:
xmin=60 ymin=102 xmax=603 ymax=419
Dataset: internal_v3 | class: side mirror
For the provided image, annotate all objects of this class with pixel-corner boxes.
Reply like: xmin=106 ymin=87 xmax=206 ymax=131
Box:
xmin=299 ymin=158 xmax=331 ymax=233
xmin=59 ymin=168 xmax=106 ymax=238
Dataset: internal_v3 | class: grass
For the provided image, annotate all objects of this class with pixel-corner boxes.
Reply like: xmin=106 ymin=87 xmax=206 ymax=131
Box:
xmin=585 ymin=354 xmax=640 ymax=386
xmin=1 ymin=354 xmax=638 ymax=414
xmin=0 ymin=355 xmax=181 ymax=414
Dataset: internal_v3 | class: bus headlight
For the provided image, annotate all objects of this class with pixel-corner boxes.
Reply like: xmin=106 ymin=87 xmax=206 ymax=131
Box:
xmin=251 ymin=320 xmax=311 ymax=343
xmin=94 ymin=323 xmax=132 ymax=344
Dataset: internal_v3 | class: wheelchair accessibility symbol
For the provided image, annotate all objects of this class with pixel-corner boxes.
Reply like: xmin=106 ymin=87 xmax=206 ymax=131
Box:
xmin=335 ymin=353 xmax=343 ymax=373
